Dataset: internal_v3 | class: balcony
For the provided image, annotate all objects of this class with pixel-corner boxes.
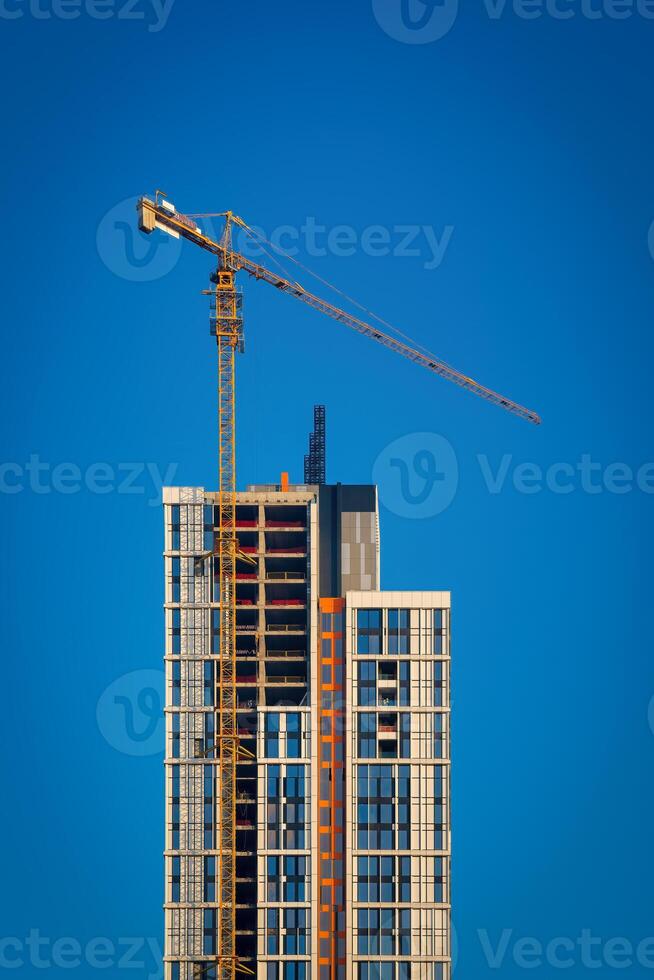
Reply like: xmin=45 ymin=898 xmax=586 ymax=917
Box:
xmin=265 ymin=623 xmax=306 ymax=634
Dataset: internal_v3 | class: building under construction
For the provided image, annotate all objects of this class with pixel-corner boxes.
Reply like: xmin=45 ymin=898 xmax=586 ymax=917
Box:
xmin=163 ymin=412 xmax=451 ymax=980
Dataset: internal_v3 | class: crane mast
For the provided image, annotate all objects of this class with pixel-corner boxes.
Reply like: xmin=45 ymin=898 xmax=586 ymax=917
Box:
xmin=212 ymin=263 xmax=240 ymax=980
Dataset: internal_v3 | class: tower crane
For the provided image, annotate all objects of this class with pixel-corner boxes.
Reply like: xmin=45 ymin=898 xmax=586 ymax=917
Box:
xmin=138 ymin=191 xmax=540 ymax=980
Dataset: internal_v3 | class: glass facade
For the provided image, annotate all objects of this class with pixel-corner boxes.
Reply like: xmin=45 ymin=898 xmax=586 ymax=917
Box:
xmin=351 ymin=602 xmax=451 ymax=980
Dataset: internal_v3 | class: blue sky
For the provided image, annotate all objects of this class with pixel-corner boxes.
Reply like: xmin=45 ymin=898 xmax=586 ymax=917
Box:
xmin=1 ymin=1 xmax=653 ymax=976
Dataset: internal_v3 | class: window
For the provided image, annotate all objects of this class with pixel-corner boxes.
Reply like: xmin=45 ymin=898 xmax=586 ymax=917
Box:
xmin=171 ymin=609 xmax=181 ymax=655
xmin=203 ymin=660 xmax=214 ymax=707
xmin=357 ymin=609 xmax=381 ymax=654
xmin=399 ymin=856 xmax=411 ymax=902
xmin=283 ymin=855 xmax=306 ymax=901
xmin=211 ymin=608 xmax=220 ymax=655
xmin=267 ymin=856 xmax=280 ymax=901
xmin=399 ymin=713 xmax=411 ymax=759
xmin=358 ymin=967 xmax=394 ymax=980
xmin=265 ymin=713 xmax=279 ymax=758
xmin=171 ymin=660 xmax=181 ymax=705
xmin=170 ymin=504 xmax=180 ymax=550
xmin=284 ymin=765 xmax=306 ymax=849
xmin=357 ymin=856 xmax=407 ymax=902
xmin=358 ymin=661 xmax=377 ymax=706
xmin=286 ymin=712 xmax=301 ymax=758
xmin=399 ymin=909 xmax=411 ymax=955
xmin=284 ymin=907 xmax=307 ymax=953
xmin=358 ymin=713 xmax=377 ymax=758
xmin=434 ymin=767 xmax=446 ymax=850
xmin=357 ymin=908 xmax=396 ymax=955
xmin=171 ymin=713 xmax=180 ymax=758
xmin=357 ymin=855 xmax=379 ymax=901
xmin=357 ymin=908 xmax=380 ymax=954
xmin=267 ymin=764 xmax=280 ymax=848
xmin=204 ymin=765 xmax=214 ymax=848
xmin=399 ymin=662 xmax=410 ymax=706
xmin=283 ymin=965 xmax=307 ymax=980
xmin=203 ymin=909 xmax=215 ymax=954
xmin=434 ymin=857 xmax=447 ymax=902
xmin=171 ymin=765 xmax=180 ymax=848
xmin=357 ymin=765 xmax=394 ymax=849
xmin=171 ymin=556 xmax=180 ymax=602
xmin=397 ymin=765 xmax=411 ymax=849
xmin=381 ymin=907 xmax=395 ymax=954
xmin=433 ymin=660 xmax=445 ymax=706
xmin=171 ymin=856 xmax=180 ymax=902
xmin=433 ymin=609 xmax=445 ymax=655
xmin=204 ymin=712 xmax=214 ymax=758
xmin=267 ymin=907 xmax=279 ymax=954
xmin=388 ymin=609 xmax=410 ymax=654
xmin=203 ymin=504 xmax=214 ymax=551
xmin=204 ymin=856 xmax=215 ymax=901
xmin=433 ymin=713 xmax=446 ymax=759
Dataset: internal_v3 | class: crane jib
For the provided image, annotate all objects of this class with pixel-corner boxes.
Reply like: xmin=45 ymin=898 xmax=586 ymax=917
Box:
xmin=137 ymin=196 xmax=541 ymax=425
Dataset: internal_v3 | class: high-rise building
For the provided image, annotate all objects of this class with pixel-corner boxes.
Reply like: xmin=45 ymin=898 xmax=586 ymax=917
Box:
xmin=163 ymin=476 xmax=451 ymax=980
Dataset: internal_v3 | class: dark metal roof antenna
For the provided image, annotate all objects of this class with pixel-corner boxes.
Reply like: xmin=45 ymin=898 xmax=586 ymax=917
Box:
xmin=304 ymin=404 xmax=326 ymax=485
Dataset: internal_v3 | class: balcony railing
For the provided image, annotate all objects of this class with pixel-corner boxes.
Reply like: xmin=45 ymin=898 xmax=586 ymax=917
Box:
xmin=265 ymin=572 xmax=306 ymax=581
xmin=266 ymin=624 xmax=306 ymax=632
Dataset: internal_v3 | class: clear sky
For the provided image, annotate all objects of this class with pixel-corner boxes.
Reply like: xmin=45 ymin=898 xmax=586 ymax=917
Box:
xmin=1 ymin=1 xmax=653 ymax=976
